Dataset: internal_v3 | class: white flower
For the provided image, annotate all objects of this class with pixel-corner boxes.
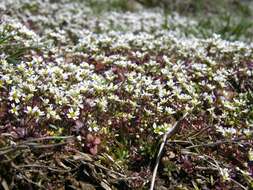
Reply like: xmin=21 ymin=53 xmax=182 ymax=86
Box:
xmin=216 ymin=126 xmax=237 ymax=137
xmin=46 ymin=105 xmax=60 ymax=120
xmin=243 ymin=129 xmax=253 ymax=137
xmin=9 ymin=87 xmax=22 ymax=103
xmin=25 ymin=106 xmax=45 ymax=121
xmin=25 ymin=106 xmax=33 ymax=115
xmin=144 ymin=108 xmax=154 ymax=116
xmin=165 ymin=107 xmax=175 ymax=115
xmin=10 ymin=103 xmax=20 ymax=116
xmin=219 ymin=168 xmax=230 ymax=181
xmin=153 ymin=123 xmax=172 ymax=135
xmin=178 ymin=93 xmax=192 ymax=101
xmin=67 ymin=108 xmax=80 ymax=120
xmin=223 ymin=101 xmax=236 ymax=111
xmin=88 ymin=120 xmax=100 ymax=132
xmin=97 ymin=97 xmax=108 ymax=112
xmin=77 ymin=135 xmax=82 ymax=141
xmin=249 ymin=149 xmax=253 ymax=161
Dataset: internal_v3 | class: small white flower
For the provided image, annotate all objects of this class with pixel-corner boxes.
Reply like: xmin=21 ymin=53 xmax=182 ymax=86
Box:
xmin=77 ymin=135 xmax=82 ymax=141
xmin=97 ymin=97 xmax=108 ymax=112
xmin=25 ymin=106 xmax=44 ymax=121
xmin=165 ymin=107 xmax=175 ymax=115
xmin=219 ymin=168 xmax=230 ymax=181
xmin=249 ymin=149 xmax=253 ymax=161
xmin=153 ymin=123 xmax=172 ymax=135
xmin=46 ymin=105 xmax=60 ymax=120
xmin=67 ymin=108 xmax=80 ymax=120
xmin=88 ymin=120 xmax=100 ymax=132
xmin=243 ymin=129 xmax=253 ymax=137
xmin=10 ymin=103 xmax=20 ymax=116
xmin=216 ymin=126 xmax=237 ymax=137
xmin=9 ymin=87 xmax=22 ymax=103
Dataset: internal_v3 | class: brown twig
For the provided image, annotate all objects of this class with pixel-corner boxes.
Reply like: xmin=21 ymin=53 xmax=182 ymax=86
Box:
xmin=81 ymin=161 xmax=126 ymax=178
xmin=230 ymin=178 xmax=247 ymax=190
xmin=20 ymin=173 xmax=46 ymax=190
xmin=22 ymin=135 xmax=74 ymax=143
xmin=0 ymin=142 xmax=67 ymax=156
xmin=188 ymin=126 xmax=211 ymax=139
xmin=150 ymin=112 xmax=188 ymax=190
xmin=0 ymin=135 xmax=75 ymax=156
xmin=18 ymin=164 xmax=71 ymax=173
xmin=0 ymin=176 xmax=9 ymax=190
xmin=185 ymin=137 xmax=248 ymax=149
xmin=10 ymin=161 xmax=47 ymax=190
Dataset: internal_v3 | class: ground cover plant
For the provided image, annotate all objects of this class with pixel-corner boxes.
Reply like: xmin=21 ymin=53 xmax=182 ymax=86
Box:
xmin=0 ymin=0 xmax=253 ymax=189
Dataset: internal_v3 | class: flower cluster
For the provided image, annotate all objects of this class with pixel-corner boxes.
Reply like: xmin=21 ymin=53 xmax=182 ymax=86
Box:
xmin=0 ymin=0 xmax=252 ymax=188
xmin=0 ymin=17 xmax=252 ymax=136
